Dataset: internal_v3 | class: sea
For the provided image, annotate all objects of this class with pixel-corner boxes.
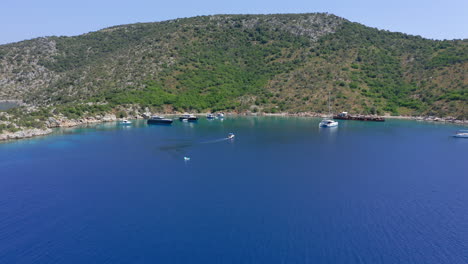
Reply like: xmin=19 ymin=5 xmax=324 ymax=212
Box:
xmin=0 ymin=117 xmax=467 ymax=263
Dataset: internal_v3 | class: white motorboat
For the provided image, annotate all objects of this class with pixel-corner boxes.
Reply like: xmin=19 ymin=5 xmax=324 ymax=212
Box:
xmin=454 ymin=130 xmax=468 ymax=138
xmin=216 ymin=113 xmax=225 ymax=118
xmin=227 ymin=133 xmax=235 ymax=139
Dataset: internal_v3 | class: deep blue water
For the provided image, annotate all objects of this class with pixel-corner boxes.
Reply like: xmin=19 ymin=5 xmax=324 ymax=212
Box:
xmin=0 ymin=117 xmax=467 ymax=264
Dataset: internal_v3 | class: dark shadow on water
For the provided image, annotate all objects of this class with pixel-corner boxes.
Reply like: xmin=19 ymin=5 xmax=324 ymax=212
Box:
xmin=157 ymin=137 xmax=231 ymax=158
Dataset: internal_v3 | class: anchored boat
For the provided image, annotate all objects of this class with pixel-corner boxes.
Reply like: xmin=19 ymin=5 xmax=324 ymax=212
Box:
xmin=120 ymin=119 xmax=132 ymax=125
xmin=147 ymin=116 xmax=173 ymax=125
xmin=319 ymin=91 xmax=339 ymax=128
xmin=319 ymin=119 xmax=339 ymax=128
xmin=179 ymin=114 xmax=198 ymax=122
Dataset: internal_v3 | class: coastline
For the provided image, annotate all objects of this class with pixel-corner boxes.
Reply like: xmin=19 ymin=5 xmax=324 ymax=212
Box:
xmin=1 ymin=111 xmax=466 ymax=143
xmin=0 ymin=128 xmax=53 ymax=141
xmin=0 ymin=113 xmax=122 ymax=142
xmin=261 ymin=112 xmax=467 ymax=124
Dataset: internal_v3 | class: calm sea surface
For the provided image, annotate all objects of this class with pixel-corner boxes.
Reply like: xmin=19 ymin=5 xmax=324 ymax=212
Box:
xmin=0 ymin=117 xmax=467 ymax=263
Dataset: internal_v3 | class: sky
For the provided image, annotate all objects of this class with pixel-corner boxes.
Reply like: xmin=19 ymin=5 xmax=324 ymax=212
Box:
xmin=1 ymin=0 xmax=467 ymax=44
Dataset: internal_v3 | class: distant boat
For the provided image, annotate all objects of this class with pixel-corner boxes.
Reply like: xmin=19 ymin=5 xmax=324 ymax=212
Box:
xmin=228 ymin=133 xmax=235 ymax=139
xmin=147 ymin=116 xmax=173 ymax=125
xmin=206 ymin=113 xmax=215 ymax=119
xmin=319 ymin=119 xmax=339 ymax=128
xmin=120 ymin=119 xmax=132 ymax=125
xmin=216 ymin=113 xmax=225 ymax=118
xmin=454 ymin=130 xmax=468 ymax=138
xmin=179 ymin=114 xmax=198 ymax=122
xmin=320 ymin=91 xmax=339 ymax=128
xmin=184 ymin=157 xmax=191 ymax=161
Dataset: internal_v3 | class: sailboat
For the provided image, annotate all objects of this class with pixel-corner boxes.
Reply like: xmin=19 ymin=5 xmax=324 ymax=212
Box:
xmin=319 ymin=91 xmax=339 ymax=128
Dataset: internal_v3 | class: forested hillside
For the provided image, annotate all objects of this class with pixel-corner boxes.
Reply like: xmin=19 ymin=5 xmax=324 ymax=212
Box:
xmin=0 ymin=13 xmax=466 ymax=122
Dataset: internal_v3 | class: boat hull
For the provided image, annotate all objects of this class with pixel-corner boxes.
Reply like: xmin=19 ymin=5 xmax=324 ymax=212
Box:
xmin=179 ymin=117 xmax=198 ymax=121
xmin=319 ymin=123 xmax=338 ymax=128
xmin=147 ymin=119 xmax=173 ymax=125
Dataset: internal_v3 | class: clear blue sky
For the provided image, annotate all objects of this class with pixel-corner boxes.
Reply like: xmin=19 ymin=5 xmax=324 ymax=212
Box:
xmin=1 ymin=0 xmax=467 ymax=44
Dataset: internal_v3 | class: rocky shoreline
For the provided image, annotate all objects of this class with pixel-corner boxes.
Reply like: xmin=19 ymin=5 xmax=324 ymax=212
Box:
xmin=0 ymin=109 xmax=165 ymax=142
xmin=0 ymin=128 xmax=53 ymax=141
xmin=1 ymin=111 xmax=466 ymax=142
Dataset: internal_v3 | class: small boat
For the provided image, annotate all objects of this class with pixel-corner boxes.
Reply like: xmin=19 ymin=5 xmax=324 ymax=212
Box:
xmin=120 ymin=119 xmax=132 ymax=125
xmin=319 ymin=119 xmax=338 ymax=128
xmin=179 ymin=114 xmax=198 ymax=122
xmin=228 ymin=133 xmax=235 ymax=139
xmin=206 ymin=113 xmax=215 ymax=119
xmin=454 ymin=130 xmax=468 ymax=138
xmin=184 ymin=157 xmax=191 ymax=161
xmin=147 ymin=116 xmax=173 ymax=125
xmin=216 ymin=113 xmax=225 ymax=118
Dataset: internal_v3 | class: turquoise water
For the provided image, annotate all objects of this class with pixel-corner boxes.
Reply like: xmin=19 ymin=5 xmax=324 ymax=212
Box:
xmin=0 ymin=117 xmax=467 ymax=263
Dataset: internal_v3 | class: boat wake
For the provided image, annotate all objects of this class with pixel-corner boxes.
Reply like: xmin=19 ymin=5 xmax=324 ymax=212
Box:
xmin=200 ymin=137 xmax=231 ymax=144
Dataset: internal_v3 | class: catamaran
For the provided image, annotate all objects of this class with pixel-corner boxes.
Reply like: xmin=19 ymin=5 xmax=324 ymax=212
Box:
xmin=319 ymin=119 xmax=338 ymax=127
xmin=319 ymin=91 xmax=339 ymax=128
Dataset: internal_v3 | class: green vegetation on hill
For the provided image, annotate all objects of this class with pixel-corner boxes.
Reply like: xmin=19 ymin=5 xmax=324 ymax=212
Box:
xmin=0 ymin=13 xmax=466 ymax=121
